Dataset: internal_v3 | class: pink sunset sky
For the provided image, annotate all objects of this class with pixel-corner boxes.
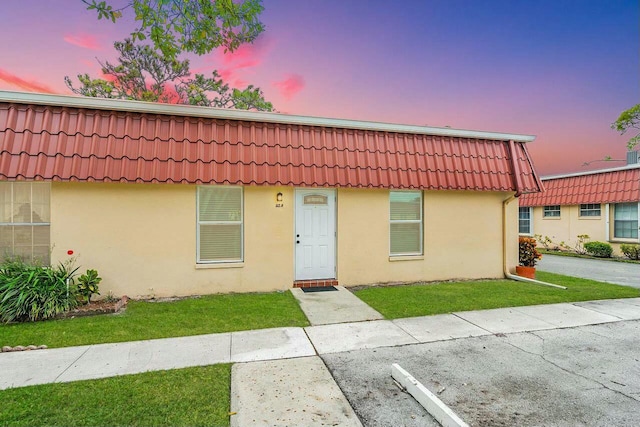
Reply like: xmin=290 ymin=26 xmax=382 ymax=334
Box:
xmin=0 ymin=0 xmax=637 ymax=175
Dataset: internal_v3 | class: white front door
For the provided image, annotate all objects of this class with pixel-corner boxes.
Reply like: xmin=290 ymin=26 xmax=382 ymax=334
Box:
xmin=295 ymin=189 xmax=336 ymax=280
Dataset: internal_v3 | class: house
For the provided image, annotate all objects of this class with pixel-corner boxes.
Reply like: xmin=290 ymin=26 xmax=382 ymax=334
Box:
xmin=0 ymin=91 xmax=542 ymax=297
xmin=518 ymin=152 xmax=640 ymax=255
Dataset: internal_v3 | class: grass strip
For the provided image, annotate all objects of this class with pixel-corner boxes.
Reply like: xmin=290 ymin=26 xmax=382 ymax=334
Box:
xmin=0 ymin=364 xmax=231 ymax=427
xmin=539 ymin=250 xmax=640 ymax=264
xmin=0 ymin=291 xmax=308 ymax=348
xmin=354 ymin=271 xmax=640 ymax=319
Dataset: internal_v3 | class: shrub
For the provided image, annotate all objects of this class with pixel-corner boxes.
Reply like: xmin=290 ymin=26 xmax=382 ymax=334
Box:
xmin=77 ymin=269 xmax=102 ymax=304
xmin=583 ymin=241 xmax=613 ymax=258
xmin=574 ymin=234 xmax=590 ymax=255
xmin=620 ymin=244 xmax=640 ymax=260
xmin=519 ymin=236 xmax=542 ymax=267
xmin=0 ymin=258 xmax=79 ymax=323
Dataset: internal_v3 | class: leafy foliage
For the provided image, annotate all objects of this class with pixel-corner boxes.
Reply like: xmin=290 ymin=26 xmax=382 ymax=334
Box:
xmin=583 ymin=241 xmax=613 ymax=258
xmin=519 ymin=236 xmax=542 ymax=267
xmin=0 ymin=258 xmax=79 ymax=323
xmin=65 ymin=39 xmax=274 ymax=111
xmin=620 ymin=244 xmax=640 ymax=260
xmin=83 ymin=0 xmax=265 ymax=59
xmin=612 ymin=104 xmax=640 ymax=150
xmin=574 ymin=234 xmax=590 ymax=255
xmin=77 ymin=269 xmax=102 ymax=304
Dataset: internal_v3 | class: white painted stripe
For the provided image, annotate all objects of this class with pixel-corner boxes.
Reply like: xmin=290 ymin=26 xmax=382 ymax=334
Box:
xmin=391 ymin=363 xmax=469 ymax=427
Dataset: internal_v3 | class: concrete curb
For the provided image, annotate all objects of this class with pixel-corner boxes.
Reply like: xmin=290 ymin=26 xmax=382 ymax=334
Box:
xmin=391 ymin=363 xmax=469 ymax=427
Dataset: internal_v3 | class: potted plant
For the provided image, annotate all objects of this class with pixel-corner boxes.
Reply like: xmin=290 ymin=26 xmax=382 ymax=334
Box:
xmin=517 ymin=236 xmax=542 ymax=279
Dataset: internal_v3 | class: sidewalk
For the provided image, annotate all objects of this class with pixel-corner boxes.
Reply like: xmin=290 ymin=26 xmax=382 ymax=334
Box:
xmin=3 ymin=293 xmax=640 ymax=426
xmin=2 ymin=296 xmax=640 ymax=390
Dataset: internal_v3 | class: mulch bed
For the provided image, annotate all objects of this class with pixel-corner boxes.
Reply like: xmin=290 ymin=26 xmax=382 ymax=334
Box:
xmin=57 ymin=296 xmax=129 ymax=319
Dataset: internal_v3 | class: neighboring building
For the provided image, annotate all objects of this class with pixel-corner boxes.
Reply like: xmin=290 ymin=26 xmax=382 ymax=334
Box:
xmin=519 ymin=154 xmax=640 ymax=255
xmin=0 ymin=91 xmax=542 ymax=297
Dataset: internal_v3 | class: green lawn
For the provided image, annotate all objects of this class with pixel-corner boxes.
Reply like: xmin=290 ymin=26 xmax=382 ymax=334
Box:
xmin=0 ymin=291 xmax=308 ymax=348
xmin=354 ymin=271 xmax=640 ymax=319
xmin=0 ymin=364 xmax=231 ymax=427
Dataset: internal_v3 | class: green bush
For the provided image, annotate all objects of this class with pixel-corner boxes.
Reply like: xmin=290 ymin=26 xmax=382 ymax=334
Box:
xmin=519 ymin=236 xmax=542 ymax=267
xmin=0 ymin=258 xmax=79 ymax=323
xmin=77 ymin=269 xmax=102 ymax=304
xmin=583 ymin=241 xmax=613 ymax=258
xmin=620 ymin=244 xmax=640 ymax=260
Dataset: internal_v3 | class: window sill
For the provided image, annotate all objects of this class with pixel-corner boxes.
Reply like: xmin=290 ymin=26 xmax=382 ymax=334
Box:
xmin=195 ymin=262 xmax=244 ymax=270
xmin=609 ymin=239 xmax=640 ymax=244
xmin=542 ymin=217 xmax=561 ymax=220
xmin=578 ymin=217 xmax=601 ymax=220
xmin=389 ymin=255 xmax=424 ymax=262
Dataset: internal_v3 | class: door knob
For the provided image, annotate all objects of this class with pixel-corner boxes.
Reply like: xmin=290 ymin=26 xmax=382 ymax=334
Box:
xmin=296 ymin=240 xmax=300 ymax=244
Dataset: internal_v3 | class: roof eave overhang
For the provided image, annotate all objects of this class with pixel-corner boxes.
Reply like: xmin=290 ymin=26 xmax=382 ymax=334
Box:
xmin=0 ymin=90 xmax=537 ymax=143
xmin=541 ymin=163 xmax=640 ymax=181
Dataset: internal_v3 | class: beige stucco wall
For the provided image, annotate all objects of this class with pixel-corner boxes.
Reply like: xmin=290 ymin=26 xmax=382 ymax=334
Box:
xmin=51 ymin=182 xmax=518 ymax=297
xmin=51 ymin=182 xmax=295 ymax=298
xmin=528 ymin=205 xmax=636 ymax=255
xmin=337 ymin=189 xmax=518 ymax=286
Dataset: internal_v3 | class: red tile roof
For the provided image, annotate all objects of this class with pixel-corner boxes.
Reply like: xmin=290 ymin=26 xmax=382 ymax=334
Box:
xmin=0 ymin=93 xmax=542 ymax=193
xmin=519 ymin=166 xmax=640 ymax=206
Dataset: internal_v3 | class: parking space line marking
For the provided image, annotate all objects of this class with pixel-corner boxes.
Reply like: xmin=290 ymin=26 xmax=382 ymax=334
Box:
xmin=391 ymin=363 xmax=469 ymax=427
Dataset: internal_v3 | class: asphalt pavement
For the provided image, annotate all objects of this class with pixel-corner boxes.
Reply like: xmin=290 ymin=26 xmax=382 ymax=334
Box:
xmin=324 ymin=320 xmax=640 ymax=426
xmin=537 ymin=253 xmax=640 ymax=288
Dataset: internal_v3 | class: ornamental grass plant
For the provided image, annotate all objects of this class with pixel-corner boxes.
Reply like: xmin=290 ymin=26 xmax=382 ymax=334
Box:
xmin=0 ymin=258 xmax=79 ymax=323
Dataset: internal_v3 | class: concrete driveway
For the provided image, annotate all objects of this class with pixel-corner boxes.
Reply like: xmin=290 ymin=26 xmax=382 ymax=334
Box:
xmin=537 ymin=254 xmax=640 ymax=288
xmin=324 ymin=320 xmax=640 ymax=426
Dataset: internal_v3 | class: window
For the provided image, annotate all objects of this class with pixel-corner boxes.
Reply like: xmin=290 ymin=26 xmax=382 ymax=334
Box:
xmin=389 ymin=191 xmax=423 ymax=256
xmin=0 ymin=182 xmax=50 ymax=264
xmin=197 ymin=186 xmax=243 ymax=263
xmin=543 ymin=205 xmax=561 ymax=218
xmin=580 ymin=203 xmax=601 ymax=217
xmin=614 ymin=203 xmax=638 ymax=240
xmin=519 ymin=207 xmax=532 ymax=234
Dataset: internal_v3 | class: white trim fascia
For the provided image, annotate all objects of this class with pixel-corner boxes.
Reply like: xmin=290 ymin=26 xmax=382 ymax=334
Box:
xmin=0 ymin=90 xmax=536 ymax=143
xmin=541 ymin=163 xmax=640 ymax=181
xmin=605 ymin=203 xmax=610 ymax=241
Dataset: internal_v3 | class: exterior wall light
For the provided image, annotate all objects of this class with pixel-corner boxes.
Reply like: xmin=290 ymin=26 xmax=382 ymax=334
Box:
xmin=276 ymin=192 xmax=283 ymax=202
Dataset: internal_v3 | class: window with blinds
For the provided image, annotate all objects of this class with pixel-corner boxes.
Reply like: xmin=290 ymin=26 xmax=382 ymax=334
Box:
xmin=579 ymin=203 xmax=601 ymax=217
xmin=389 ymin=191 xmax=423 ymax=256
xmin=0 ymin=182 xmax=51 ymax=264
xmin=614 ymin=203 xmax=638 ymax=240
xmin=197 ymin=186 xmax=243 ymax=263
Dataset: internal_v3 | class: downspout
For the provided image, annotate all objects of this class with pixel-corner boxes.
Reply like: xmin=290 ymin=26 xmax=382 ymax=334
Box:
xmin=503 ymin=140 xmax=566 ymax=289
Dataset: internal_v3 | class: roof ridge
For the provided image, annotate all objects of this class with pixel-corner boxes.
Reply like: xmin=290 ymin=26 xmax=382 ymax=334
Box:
xmin=0 ymin=91 xmax=536 ymax=142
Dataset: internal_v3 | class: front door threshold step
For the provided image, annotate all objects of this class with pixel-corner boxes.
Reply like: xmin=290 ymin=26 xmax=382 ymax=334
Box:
xmin=293 ymin=279 xmax=339 ymax=288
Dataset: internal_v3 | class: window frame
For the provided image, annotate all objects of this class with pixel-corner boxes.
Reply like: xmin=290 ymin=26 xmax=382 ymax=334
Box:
xmin=518 ymin=206 xmax=532 ymax=235
xmin=0 ymin=182 xmax=51 ymax=264
xmin=613 ymin=202 xmax=639 ymax=241
xmin=543 ymin=205 xmax=561 ymax=218
xmin=579 ymin=203 xmax=601 ymax=217
xmin=196 ymin=185 xmax=244 ymax=264
xmin=389 ymin=190 xmax=424 ymax=257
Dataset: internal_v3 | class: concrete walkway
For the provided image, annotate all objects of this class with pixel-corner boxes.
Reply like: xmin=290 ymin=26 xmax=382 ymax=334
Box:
xmin=3 ymin=296 xmax=640 ymax=425
xmin=538 ymin=253 xmax=640 ymax=288
xmin=290 ymin=285 xmax=383 ymax=325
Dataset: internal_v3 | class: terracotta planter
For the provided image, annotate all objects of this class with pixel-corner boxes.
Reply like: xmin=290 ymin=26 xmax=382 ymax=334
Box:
xmin=516 ymin=265 xmax=536 ymax=279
